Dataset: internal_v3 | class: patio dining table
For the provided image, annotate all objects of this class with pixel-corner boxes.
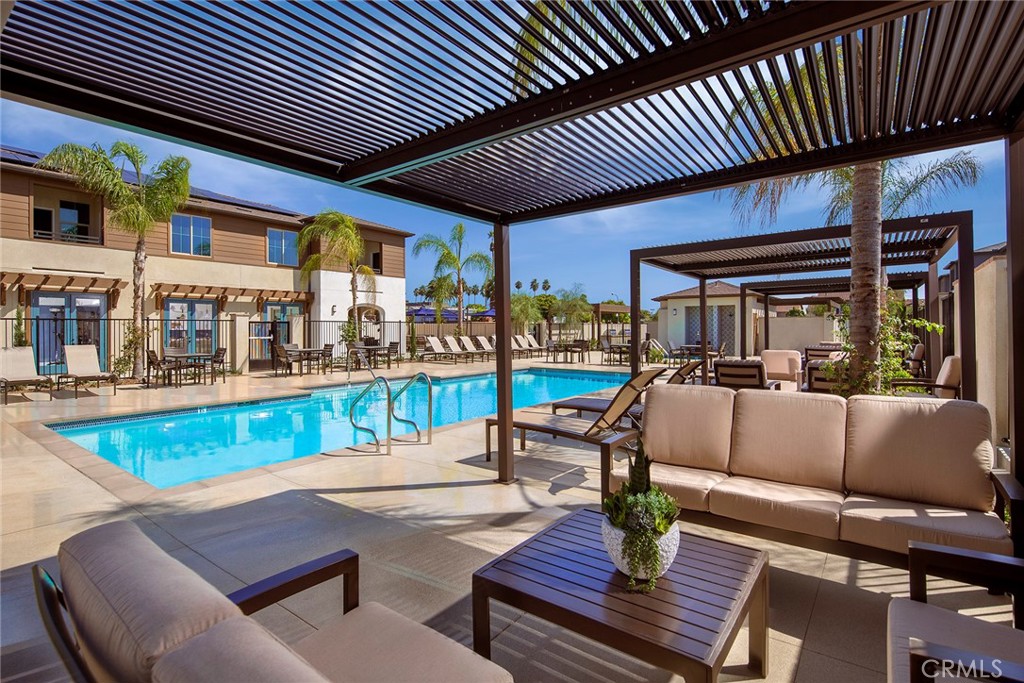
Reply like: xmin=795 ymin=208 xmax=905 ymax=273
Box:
xmin=349 ymin=345 xmax=391 ymax=370
xmin=162 ymin=349 xmax=215 ymax=385
xmin=549 ymin=341 xmax=588 ymax=364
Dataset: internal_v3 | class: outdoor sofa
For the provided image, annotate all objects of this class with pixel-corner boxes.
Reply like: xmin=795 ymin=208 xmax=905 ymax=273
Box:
xmin=34 ymin=521 xmax=512 ymax=683
xmin=604 ymin=384 xmax=1022 ymax=561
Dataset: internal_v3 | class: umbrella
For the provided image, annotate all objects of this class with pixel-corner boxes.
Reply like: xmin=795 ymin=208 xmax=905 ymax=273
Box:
xmin=472 ymin=308 xmax=496 ymax=317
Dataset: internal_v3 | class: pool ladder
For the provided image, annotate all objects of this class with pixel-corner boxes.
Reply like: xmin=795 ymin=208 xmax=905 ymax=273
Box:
xmin=348 ymin=373 xmax=433 ymax=455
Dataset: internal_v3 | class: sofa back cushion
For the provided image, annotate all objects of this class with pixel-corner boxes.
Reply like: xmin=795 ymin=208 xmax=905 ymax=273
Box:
xmin=152 ymin=617 xmax=329 ymax=683
xmin=642 ymin=384 xmax=734 ymax=472
xmin=845 ymin=396 xmax=994 ymax=511
xmin=761 ymin=350 xmax=801 ymax=382
xmin=730 ymin=390 xmax=847 ymax=492
xmin=58 ymin=521 xmax=242 ymax=683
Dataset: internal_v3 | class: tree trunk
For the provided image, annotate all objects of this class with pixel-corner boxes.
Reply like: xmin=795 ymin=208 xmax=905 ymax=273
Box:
xmin=456 ymin=274 xmax=464 ymax=333
xmin=132 ymin=235 xmax=146 ymax=379
xmin=849 ymin=161 xmax=882 ymax=393
xmin=351 ymin=271 xmax=359 ymax=341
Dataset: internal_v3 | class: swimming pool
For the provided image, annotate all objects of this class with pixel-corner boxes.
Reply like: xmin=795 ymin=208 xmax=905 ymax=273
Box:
xmin=51 ymin=368 xmax=629 ymax=489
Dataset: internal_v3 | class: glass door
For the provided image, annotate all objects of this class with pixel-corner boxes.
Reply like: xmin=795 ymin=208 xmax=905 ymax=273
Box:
xmin=264 ymin=303 xmax=301 ymax=345
xmin=164 ymin=299 xmax=218 ymax=354
xmin=30 ymin=293 xmax=108 ymax=373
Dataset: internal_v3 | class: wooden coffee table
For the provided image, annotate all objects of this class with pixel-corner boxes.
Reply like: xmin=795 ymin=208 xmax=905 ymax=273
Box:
xmin=472 ymin=508 xmax=769 ymax=682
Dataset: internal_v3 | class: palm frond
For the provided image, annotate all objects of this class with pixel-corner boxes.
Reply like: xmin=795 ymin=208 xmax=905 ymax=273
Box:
xmin=143 ymin=155 xmax=191 ymax=221
xmin=883 ymin=150 xmax=981 ymax=219
xmin=462 ymin=251 xmax=493 ymax=275
xmin=37 ymin=143 xmax=129 ymax=204
xmin=297 ymin=211 xmax=362 ymax=282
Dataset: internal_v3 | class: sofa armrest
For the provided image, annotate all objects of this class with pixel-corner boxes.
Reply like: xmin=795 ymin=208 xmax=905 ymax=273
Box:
xmin=909 ymin=639 xmax=1024 ymax=683
xmin=889 ymin=379 xmax=960 ymax=397
xmin=228 ymin=549 xmax=359 ymax=616
xmin=908 ymin=542 xmax=1024 ymax=614
xmin=993 ymin=471 xmax=1024 ymax=559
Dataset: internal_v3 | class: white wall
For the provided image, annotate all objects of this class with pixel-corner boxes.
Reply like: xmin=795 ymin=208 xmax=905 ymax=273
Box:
xmin=655 ymin=296 xmax=764 ymax=357
xmin=757 ymin=315 xmax=837 ymax=353
xmin=310 ymin=271 xmax=405 ymax=322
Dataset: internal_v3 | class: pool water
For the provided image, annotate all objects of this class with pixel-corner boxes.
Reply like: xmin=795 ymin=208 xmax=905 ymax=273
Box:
xmin=52 ymin=369 xmax=629 ymax=489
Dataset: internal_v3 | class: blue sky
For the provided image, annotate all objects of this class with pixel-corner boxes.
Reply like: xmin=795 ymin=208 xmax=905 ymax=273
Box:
xmin=1 ymin=99 xmax=1009 ymax=310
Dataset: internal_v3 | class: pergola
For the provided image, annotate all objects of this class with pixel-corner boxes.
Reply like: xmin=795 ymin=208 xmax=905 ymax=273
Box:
xmin=737 ymin=270 xmax=929 ymax=359
xmin=1 ymin=1 xmax=1021 ymax=480
xmin=631 ymin=212 xmax=976 ymax=396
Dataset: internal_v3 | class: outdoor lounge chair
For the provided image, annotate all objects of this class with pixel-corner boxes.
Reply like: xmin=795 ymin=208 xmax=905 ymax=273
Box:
xmin=551 ymin=363 xmax=698 ymax=418
xmin=1 ymin=347 xmax=54 ymax=404
xmin=887 ymin=542 xmax=1023 ymax=683
xmin=56 ymin=344 xmax=118 ymax=398
xmin=802 ymin=359 xmax=838 ymax=393
xmin=461 ymin=335 xmax=492 ymax=360
xmin=34 ymin=520 xmax=512 ymax=683
xmin=905 ymin=342 xmax=926 ymax=378
xmin=475 ymin=335 xmax=498 ymax=357
xmin=893 ymin=355 xmax=961 ymax=399
xmin=525 ymin=334 xmax=544 ymax=353
xmin=712 ymin=359 xmax=780 ymax=390
xmin=509 ymin=336 xmax=530 ymax=359
xmin=486 ymin=367 xmax=664 ymax=460
xmin=418 ymin=336 xmax=451 ymax=363
xmin=761 ymin=349 xmax=802 ymax=386
xmin=442 ymin=335 xmax=474 ymax=363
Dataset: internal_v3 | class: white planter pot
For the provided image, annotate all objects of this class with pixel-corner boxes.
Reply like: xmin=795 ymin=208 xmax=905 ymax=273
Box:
xmin=601 ymin=516 xmax=679 ymax=580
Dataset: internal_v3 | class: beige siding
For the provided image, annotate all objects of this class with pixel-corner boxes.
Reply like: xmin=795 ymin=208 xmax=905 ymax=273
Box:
xmin=0 ymin=172 xmax=30 ymax=240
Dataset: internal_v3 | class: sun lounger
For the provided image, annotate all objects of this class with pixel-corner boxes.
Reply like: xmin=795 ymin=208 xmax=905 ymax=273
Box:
xmin=516 ymin=335 xmax=540 ymax=357
xmin=525 ymin=334 xmax=544 ymax=353
xmin=550 ymin=366 xmax=672 ymax=418
xmin=476 ymin=336 xmax=498 ymax=356
xmin=509 ymin=336 xmax=531 ymax=359
xmin=461 ymin=335 xmax=492 ymax=360
xmin=56 ymin=344 xmax=118 ymax=398
xmin=420 ymin=336 xmax=455 ymax=363
xmin=1 ymin=347 xmax=54 ymax=404
xmin=442 ymin=336 xmax=474 ymax=363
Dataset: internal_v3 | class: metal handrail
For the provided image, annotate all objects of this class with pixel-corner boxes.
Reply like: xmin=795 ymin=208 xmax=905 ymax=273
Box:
xmin=348 ymin=376 xmax=392 ymax=454
xmin=389 ymin=373 xmax=433 ymax=445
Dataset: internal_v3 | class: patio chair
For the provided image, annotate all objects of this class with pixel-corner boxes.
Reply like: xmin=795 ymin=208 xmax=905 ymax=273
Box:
xmin=893 ymin=355 xmax=961 ymax=399
xmin=272 ymin=344 xmax=300 ymax=376
xmin=146 ymin=349 xmax=181 ymax=388
xmin=386 ymin=341 xmax=401 ymax=367
xmin=905 ymin=342 xmax=926 ymax=378
xmin=1 ymin=347 xmax=54 ymax=404
xmin=712 ymin=359 xmax=780 ymax=391
xmin=320 ymin=343 xmax=335 ymax=374
xmin=761 ymin=349 xmax=802 ymax=385
xmin=33 ymin=520 xmax=512 ymax=683
xmin=525 ymin=334 xmax=544 ymax=353
xmin=802 ymin=359 xmax=838 ymax=393
xmin=442 ymin=335 xmax=474 ymax=363
xmin=513 ymin=335 xmax=535 ymax=358
xmin=888 ymin=542 xmax=1023 ymax=683
xmin=421 ymin=336 xmax=455 ymax=363
xmin=550 ymin=367 xmax=666 ymax=419
xmin=461 ymin=336 xmax=492 ymax=360
xmin=209 ymin=346 xmax=228 ymax=383
xmin=486 ymin=368 xmax=660 ymax=463
xmin=475 ymin=336 xmax=498 ymax=358
xmin=509 ymin=336 xmax=529 ymax=359
xmin=56 ymin=344 xmax=118 ymax=398
xmin=805 ymin=344 xmax=843 ymax=363
xmin=600 ymin=338 xmax=625 ymax=365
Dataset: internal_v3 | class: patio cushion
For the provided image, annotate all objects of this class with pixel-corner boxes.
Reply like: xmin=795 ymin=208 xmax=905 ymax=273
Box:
xmin=761 ymin=350 xmax=801 ymax=382
xmin=708 ymin=476 xmax=844 ymax=540
xmin=292 ymin=601 xmax=513 ymax=683
xmin=152 ymin=617 xmax=328 ymax=683
xmin=641 ymin=384 xmax=734 ymax=473
xmin=729 ymin=390 xmax=847 ymax=492
xmin=839 ymin=494 xmax=1012 ymax=555
xmin=845 ymin=396 xmax=994 ymax=511
xmin=610 ymin=462 xmax=728 ymax=512
xmin=58 ymin=521 xmax=242 ymax=683
xmin=888 ymin=598 xmax=1024 ymax=683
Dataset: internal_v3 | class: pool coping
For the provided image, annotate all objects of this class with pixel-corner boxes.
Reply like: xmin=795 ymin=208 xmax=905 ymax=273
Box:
xmin=12 ymin=366 xmax=629 ymax=504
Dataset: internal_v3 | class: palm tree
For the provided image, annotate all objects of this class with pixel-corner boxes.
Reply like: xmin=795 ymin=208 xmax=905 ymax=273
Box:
xmin=722 ymin=44 xmax=980 ymax=392
xmin=542 ymin=279 xmax=551 ymax=294
xmin=515 ymin=280 xmax=523 ymax=292
xmin=428 ymin=275 xmax=455 ymax=324
xmin=552 ymin=284 xmax=591 ymax=337
xmin=297 ymin=210 xmax=376 ymax=337
xmin=529 ymin=278 xmax=539 ymax=295
xmin=510 ymin=293 xmax=542 ymax=335
xmin=38 ymin=141 xmax=191 ymax=378
xmin=412 ymin=222 xmax=491 ymax=331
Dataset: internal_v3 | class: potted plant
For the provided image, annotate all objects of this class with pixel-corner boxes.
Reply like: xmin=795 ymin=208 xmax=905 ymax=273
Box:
xmin=601 ymin=439 xmax=680 ymax=592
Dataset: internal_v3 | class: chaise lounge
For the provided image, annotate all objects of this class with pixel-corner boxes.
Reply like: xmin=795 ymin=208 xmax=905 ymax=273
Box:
xmin=1 ymin=346 xmax=54 ymax=404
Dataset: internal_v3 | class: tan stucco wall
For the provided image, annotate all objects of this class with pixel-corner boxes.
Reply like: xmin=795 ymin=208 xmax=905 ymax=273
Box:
xmin=656 ymin=295 xmax=765 ymax=356
xmin=756 ymin=315 xmax=838 ymax=353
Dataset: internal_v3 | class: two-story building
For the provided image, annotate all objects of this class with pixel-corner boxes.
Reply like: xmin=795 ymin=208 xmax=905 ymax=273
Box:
xmin=0 ymin=145 xmax=411 ymax=371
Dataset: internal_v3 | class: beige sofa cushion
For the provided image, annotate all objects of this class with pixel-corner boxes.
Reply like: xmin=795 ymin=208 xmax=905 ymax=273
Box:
xmin=641 ymin=384 xmax=734 ymax=472
xmin=293 ymin=601 xmax=513 ymax=683
xmin=840 ymin=495 xmax=1012 ymax=556
xmin=708 ymin=476 xmax=845 ymax=539
xmin=845 ymin=396 xmax=994 ymax=511
xmin=152 ymin=617 xmax=328 ymax=683
xmin=58 ymin=521 xmax=242 ymax=683
xmin=888 ymin=599 xmax=1024 ymax=683
xmin=611 ymin=462 xmax=728 ymax=512
xmin=761 ymin=350 xmax=801 ymax=382
xmin=729 ymin=390 xmax=847 ymax=492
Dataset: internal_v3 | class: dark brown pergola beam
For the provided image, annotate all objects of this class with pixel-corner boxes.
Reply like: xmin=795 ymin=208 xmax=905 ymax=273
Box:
xmin=741 ymin=273 xmax=928 ymax=295
xmin=653 ymin=243 xmax=947 ymax=275
xmin=668 ymin=254 xmax=946 ymax=281
xmin=338 ymin=1 xmax=937 ymax=186
xmin=1006 ymin=132 xmax=1023 ymax=478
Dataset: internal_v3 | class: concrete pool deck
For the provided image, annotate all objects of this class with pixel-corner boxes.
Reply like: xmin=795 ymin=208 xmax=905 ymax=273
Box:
xmin=1 ymin=359 xmax=1013 ymax=682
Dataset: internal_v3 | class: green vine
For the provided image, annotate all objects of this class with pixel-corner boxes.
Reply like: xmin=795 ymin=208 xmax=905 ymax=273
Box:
xmin=603 ymin=439 xmax=679 ymax=592
xmin=822 ymin=289 xmax=943 ymax=397
xmin=112 ymin=324 xmax=149 ymax=377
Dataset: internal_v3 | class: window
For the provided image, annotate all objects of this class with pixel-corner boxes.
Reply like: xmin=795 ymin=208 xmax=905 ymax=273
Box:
xmin=33 ymin=207 xmax=54 ymax=239
xmin=59 ymin=201 xmax=90 ymax=238
xmin=170 ymin=214 xmax=212 ymax=256
xmin=360 ymin=241 xmax=383 ymax=273
xmin=267 ymin=228 xmax=298 ymax=266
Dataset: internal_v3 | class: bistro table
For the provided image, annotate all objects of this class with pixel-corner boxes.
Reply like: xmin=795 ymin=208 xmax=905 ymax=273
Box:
xmin=549 ymin=340 xmax=588 ymax=364
xmin=349 ymin=345 xmax=391 ymax=370
xmin=163 ymin=348 xmax=215 ymax=385
xmin=473 ymin=508 xmax=769 ymax=682
xmin=291 ymin=347 xmax=330 ymax=375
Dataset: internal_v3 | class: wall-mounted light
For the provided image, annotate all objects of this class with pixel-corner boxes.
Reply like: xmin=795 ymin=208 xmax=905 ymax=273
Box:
xmin=331 ymin=305 xmax=337 ymax=315
xmin=672 ymin=308 xmax=677 ymax=316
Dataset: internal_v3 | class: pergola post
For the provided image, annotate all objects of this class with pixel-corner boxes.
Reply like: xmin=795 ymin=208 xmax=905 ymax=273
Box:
xmin=926 ymin=262 xmax=941 ymax=379
xmin=629 ymin=253 xmax=641 ymax=377
xmin=763 ymin=295 xmax=771 ymax=351
xmin=1007 ymin=132 xmax=1023 ymax=480
xmin=492 ymin=221 xmax=516 ymax=485
xmin=699 ymin=277 xmax=708 ymax=384
xmin=912 ymin=286 xmax=920 ymax=320
xmin=739 ymin=285 xmax=748 ymax=359
xmin=956 ymin=220 xmax=977 ymax=401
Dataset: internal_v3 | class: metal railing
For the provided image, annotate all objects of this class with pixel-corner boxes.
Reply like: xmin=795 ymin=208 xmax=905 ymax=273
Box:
xmin=349 ymin=376 xmax=392 ymax=455
xmin=390 ymin=372 xmax=432 ymax=444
